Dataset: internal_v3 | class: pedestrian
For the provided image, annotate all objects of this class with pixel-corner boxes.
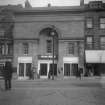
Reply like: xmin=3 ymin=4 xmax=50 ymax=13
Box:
xmin=79 ymin=67 xmax=83 ymax=80
xmin=3 ymin=61 xmax=13 ymax=91
xmin=48 ymin=70 xmax=51 ymax=79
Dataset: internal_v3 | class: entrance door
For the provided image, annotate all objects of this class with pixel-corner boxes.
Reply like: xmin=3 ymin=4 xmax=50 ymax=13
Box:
xmin=71 ymin=64 xmax=78 ymax=76
xmin=18 ymin=63 xmax=32 ymax=79
xmin=64 ymin=63 xmax=70 ymax=76
xmin=40 ymin=63 xmax=47 ymax=76
xmin=49 ymin=64 xmax=57 ymax=76
xmin=19 ymin=63 xmax=24 ymax=77
xmin=26 ymin=63 xmax=32 ymax=77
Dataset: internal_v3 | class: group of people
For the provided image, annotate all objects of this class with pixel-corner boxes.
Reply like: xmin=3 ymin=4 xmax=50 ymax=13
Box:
xmin=29 ymin=67 xmax=38 ymax=80
xmin=76 ymin=68 xmax=83 ymax=79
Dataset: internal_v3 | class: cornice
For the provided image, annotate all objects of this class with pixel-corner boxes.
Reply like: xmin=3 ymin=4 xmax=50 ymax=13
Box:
xmin=13 ymin=6 xmax=84 ymax=15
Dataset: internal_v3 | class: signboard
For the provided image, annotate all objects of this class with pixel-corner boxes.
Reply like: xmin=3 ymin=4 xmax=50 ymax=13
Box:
xmin=63 ymin=57 xmax=79 ymax=63
xmin=18 ymin=57 xmax=32 ymax=63
xmin=85 ymin=50 xmax=105 ymax=63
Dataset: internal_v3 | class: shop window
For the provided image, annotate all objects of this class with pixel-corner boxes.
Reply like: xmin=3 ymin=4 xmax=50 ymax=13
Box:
xmin=6 ymin=43 xmax=13 ymax=55
xmin=100 ymin=18 xmax=105 ymax=29
xmin=86 ymin=36 xmax=93 ymax=49
xmin=23 ymin=43 xmax=29 ymax=55
xmin=46 ymin=40 xmax=52 ymax=53
xmin=100 ymin=37 xmax=105 ymax=49
xmin=86 ymin=18 xmax=93 ymax=28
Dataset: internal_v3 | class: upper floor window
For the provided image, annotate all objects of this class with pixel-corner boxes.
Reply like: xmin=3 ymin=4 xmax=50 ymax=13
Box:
xmin=0 ymin=44 xmax=5 ymax=55
xmin=86 ymin=18 xmax=93 ymax=28
xmin=68 ymin=42 xmax=74 ymax=54
xmin=100 ymin=18 xmax=105 ymax=29
xmin=23 ymin=43 xmax=29 ymax=55
xmin=6 ymin=43 xmax=13 ymax=55
xmin=86 ymin=36 xmax=93 ymax=49
xmin=100 ymin=36 xmax=105 ymax=49
xmin=46 ymin=40 xmax=52 ymax=53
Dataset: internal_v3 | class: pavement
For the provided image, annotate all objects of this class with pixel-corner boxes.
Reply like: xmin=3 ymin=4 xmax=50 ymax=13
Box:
xmin=0 ymin=77 xmax=105 ymax=105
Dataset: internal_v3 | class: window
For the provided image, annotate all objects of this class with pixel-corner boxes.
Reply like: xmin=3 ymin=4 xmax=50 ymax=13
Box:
xmin=23 ymin=43 xmax=29 ymax=55
xmin=100 ymin=37 xmax=105 ymax=49
xmin=6 ymin=43 xmax=13 ymax=55
xmin=46 ymin=40 xmax=52 ymax=53
xmin=86 ymin=36 xmax=93 ymax=49
xmin=68 ymin=42 xmax=74 ymax=54
xmin=0 ymin=44 xmax=5 ymax=55
xmin=86 ymin=18 xmax=93 ymax=28
xmin=100 ymin=18 xmax=105 ymax=29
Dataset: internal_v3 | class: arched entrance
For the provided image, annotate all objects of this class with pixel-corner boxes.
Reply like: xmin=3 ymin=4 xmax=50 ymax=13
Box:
xmin=38 ymin=26 xmax=59 ymax=79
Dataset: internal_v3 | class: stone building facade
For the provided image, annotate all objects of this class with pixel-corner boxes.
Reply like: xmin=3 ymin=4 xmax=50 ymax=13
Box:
xmin=13 ymin=4 xmax=84 ymax=79
xmin=0 ymin=0 xmax=105 ymax=79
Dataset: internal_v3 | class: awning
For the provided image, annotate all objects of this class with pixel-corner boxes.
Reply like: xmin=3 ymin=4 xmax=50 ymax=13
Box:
xmin=85 ymin=50 xmax=105 ymax=63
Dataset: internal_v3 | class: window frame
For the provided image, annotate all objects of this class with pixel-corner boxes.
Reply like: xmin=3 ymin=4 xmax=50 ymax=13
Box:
xmin=0 ymin=43 xmax=5 ymax=55
xmin=86 ymin=36 xmax=93 ymax=49
xmin=23 ymin=42 xmax=29 ymax=55
xmin=100 ymin=36 xmax=105 ymax=49
xmin=99 ymin=17 xmax=105 ymax=29
xmin=67 ymin=42 xmax=74 ymax=54
xmin=46 ymin=40 xmax=52 ymax=53
xmin=86 ymin=18 xmax=93 ymax=29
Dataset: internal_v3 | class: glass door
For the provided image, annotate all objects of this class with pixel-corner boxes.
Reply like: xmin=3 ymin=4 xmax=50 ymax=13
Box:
xmin=71 ymin=64 xmax=78 ymax=76
xmin=49 ymin=64 xmax=57 ymax=76
xmin=64 ymin=63 xmax=70 ymax=76
xmin=26 ymin=63 xmax=32 ymax=77
xmin=19 ymin=63 xmax=24 ymax=77
xmin=40 ymin=63 xmax=47 ymax=76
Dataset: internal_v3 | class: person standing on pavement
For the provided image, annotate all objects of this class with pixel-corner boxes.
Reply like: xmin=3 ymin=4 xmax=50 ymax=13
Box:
xmin=3 ymin=61 xmax=13 ymax=91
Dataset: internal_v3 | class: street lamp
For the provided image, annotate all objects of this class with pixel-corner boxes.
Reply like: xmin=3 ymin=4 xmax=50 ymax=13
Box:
xmin=50 ymin=31 xmax=55 ymax=80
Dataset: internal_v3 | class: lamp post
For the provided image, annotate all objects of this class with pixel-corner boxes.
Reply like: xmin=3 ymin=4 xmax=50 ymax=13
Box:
xmin=50 ymin=31 xmax=55 ymax=80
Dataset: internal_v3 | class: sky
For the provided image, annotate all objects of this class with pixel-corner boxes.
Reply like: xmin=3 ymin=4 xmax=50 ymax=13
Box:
xmin=0 ymin=0 xmax=104 ymax=7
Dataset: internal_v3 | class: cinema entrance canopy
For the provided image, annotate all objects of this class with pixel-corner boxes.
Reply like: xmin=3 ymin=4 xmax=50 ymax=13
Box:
xmin=85 ymin=50 xmax=105 ymax=63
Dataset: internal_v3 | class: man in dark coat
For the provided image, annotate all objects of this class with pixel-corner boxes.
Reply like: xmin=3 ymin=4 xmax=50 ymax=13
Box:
xmin=3 ymin=61 xmax=13 ymax=90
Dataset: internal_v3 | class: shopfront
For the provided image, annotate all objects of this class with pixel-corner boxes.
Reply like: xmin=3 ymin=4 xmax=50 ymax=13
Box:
xmin=85 ymin=50 xmax=105 ymax=76
xmin=17 ymin=57 xmax=32 ymax=80
xmin=63 ymin=57 xmax=78 ymax=77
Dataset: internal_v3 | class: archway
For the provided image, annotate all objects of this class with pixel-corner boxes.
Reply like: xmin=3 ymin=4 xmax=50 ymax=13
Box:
xmin=38 ymin=27 xmax=59 ymax=78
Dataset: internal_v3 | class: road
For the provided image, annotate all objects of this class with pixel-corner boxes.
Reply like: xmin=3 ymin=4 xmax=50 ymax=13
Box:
xmin=0 ymin=77 xmax=105 ymax=105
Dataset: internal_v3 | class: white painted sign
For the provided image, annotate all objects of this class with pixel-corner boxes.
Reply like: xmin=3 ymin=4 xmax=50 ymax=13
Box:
xmin=85 ymin=50 xmax=105 ymax=63
xmin=63 ymin=57 xmax=79 ymax=63
xmin=18 ymin=57 xmax=32 ymax=63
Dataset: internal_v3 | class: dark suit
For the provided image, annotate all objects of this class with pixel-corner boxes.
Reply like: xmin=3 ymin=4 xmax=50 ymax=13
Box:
xmin=3 ymin=61 xmax=13 ymax=90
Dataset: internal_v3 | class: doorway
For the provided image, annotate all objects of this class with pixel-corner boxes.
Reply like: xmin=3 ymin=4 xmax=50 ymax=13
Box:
xmin=64 ymin=63 xmax=78 ymax=76
xmin=49 ymin=64 xmax=57 ymax=76
xmin=40 ymin=63 xmax=47 ymax=76
xmin=18 ymin=63 xmax=32 ymax=79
